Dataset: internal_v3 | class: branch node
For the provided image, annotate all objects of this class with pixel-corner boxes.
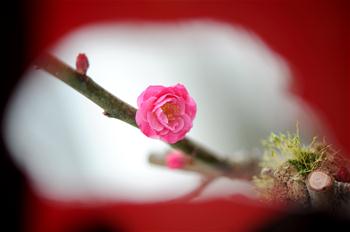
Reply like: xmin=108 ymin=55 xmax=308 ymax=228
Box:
xmin=103 ymin=111 xmax=112 ymax=117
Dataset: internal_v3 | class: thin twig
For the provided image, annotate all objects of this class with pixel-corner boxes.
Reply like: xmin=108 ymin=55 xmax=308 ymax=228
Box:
xmin=34 ymin=53 xmax=232 ymax=171
xmin=167 ymin=177 xmax=215 ymax=203
xmin=148 ymin=154 xmax=223 ymax=177
xmin=148 ymin=153 xmax=259 ymax=180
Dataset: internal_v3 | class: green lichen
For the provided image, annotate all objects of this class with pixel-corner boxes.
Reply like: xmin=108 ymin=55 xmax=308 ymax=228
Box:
xmin=261 ymin=128 xmax=325 ymax=177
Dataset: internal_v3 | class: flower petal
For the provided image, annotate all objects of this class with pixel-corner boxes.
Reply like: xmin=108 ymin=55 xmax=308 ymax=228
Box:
xmin=153 ymin=95 xmax=177 ymax=112
xmin=136 ymin=97 xmax=157 ymax=123
xmin=171 ymin=117 xmax=185 ymax=133
xmin=173 ymin=83 xmax=190 ymax=100
xmin=147 ymin=112 xmax=164 ymax=131
xmin=155 ymin=107 xmax=168 ymax=125
xmin=137 ymin=85 xmax=164 ymax=107
xmin=159 ymin=128 xmax=169 ymax=136
xmin=182 ymin=114 xmax=193 ymax=131
xmin=139 ymin=120 xmax=158 ymax=138
xmin=161 ymin=132 xmax=183 ymax=144
xmin=185 ymin=97 xmax=197 ymax=118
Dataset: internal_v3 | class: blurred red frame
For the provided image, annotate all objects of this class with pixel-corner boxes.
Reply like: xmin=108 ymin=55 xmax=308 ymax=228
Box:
xmin=23 ymin=0 xmax=349 ymax=231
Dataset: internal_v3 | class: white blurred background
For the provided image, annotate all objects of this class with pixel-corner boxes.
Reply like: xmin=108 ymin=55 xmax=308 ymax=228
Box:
xmin=3 ymin=20 xmax=323 ymax=203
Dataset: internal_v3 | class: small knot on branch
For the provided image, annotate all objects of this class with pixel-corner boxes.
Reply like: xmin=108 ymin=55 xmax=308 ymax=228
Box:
xmin=103 ymin=111 xmax=112 ymax=117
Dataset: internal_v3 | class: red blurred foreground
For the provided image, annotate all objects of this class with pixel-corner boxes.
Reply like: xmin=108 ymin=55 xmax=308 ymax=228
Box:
xmin=21 ymin=0 xmax=349 ymax=231
xmin=26 ymin=189 xmax=277 ymax=232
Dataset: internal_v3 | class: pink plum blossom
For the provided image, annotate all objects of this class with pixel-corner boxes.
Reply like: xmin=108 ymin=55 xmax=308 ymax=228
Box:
xmin=165 ymin=150 xmax=188 ymax=169
xmin=135 ymin=84 xmax=197 ymax=144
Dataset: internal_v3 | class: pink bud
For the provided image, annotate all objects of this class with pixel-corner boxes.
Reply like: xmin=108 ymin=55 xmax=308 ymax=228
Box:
xmin=76 ymin=53 xmax=89 ymax=75
xmin=165 ymin=151 xmax=189 ymax=169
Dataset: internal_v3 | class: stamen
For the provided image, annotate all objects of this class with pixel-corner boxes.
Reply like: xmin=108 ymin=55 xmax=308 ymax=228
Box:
xmin=161 ymin=103 xmax=179 ymax=121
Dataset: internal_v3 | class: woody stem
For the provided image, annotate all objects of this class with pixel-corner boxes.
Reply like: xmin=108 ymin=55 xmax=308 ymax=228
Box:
xmin=34 ymin=52 xmax=233 ymax=172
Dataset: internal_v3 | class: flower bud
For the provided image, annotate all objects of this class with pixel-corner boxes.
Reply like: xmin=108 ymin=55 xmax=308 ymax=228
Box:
xmin=76 ymin=53 xmax=89 ymax=75
xmin=166 ymin=151 xmax=188 ymax=169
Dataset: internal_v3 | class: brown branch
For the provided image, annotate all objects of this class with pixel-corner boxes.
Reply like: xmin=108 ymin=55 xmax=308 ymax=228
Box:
xmin=34 ymin=52 xmax=232 ymax=171
xmin=334 ymin=181 xmax=350 ymax=201
xmin=148 ymin=154 xmax=223 ymax=178
xmin=148 ymin=153 xmax=259 ymax=180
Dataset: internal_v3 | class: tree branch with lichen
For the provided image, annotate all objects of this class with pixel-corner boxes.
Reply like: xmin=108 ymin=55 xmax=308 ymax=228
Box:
xmin=34 ymin=52 xmax=250 ymax=174
xmin=254 ymin=130 xmax=350 ymax=210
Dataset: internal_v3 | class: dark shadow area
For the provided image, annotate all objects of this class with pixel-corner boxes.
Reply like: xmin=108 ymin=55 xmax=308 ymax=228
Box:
xmin=256 ymin=209 xmax=350 ymax=232
xmin=68 ymin=219 xmax=124 ymax=232
xmin=1 ymin=0 xmax=31 ymax=231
